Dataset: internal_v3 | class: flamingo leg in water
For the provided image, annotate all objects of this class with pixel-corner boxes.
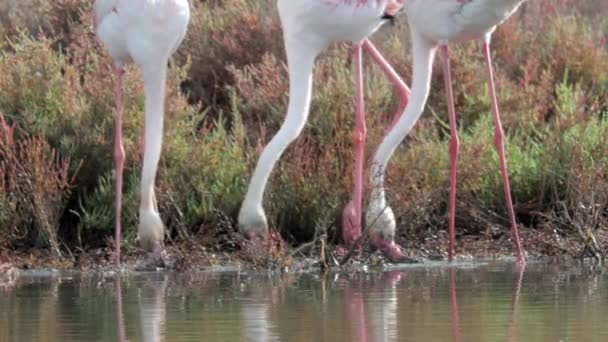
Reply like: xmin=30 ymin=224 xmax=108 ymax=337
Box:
xmin=113 ymin=68 xmax=126 ymax=268
xmin=361 ymin=40 xmax=410 ymax=131
xmin=440 ymin=46 xmax=460 ymax=263
xmin=342 ymin=43 xmax=367 ymax=245
xmin=483 ymin=42 xmax=525 ymax=264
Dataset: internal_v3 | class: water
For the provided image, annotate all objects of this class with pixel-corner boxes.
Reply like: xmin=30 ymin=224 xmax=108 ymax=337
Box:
xmin=1 ymin=261 xmax=608 ymax=341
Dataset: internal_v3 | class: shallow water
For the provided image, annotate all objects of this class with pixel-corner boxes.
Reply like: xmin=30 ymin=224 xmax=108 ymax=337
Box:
xmin=1 ymin=261 xmax=608 ymax=341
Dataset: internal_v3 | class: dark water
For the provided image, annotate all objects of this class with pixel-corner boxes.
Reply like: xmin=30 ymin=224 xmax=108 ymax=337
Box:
xmin=1 ymin=261 xmax=608 ymax=341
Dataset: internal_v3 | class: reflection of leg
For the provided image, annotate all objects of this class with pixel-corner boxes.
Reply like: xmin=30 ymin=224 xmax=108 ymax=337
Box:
xmin=482 ymin=42 xmax=525 ymax=264
xmin=242 ymin=279 xmax=274 ymax=342
xmin=344 ymin=276 xmax=368 ymax=342
xmin=370 ymin=271 xmax=402 ymax=341
xmin=242 ymin=303 xmax=272 ymax=342
xmin=449 ymin=268 xmax=461 ymax=342
xmin=506 ymin=264 xmax=525 ymax=342
xmin=115 ymin=276 xmax=127 ymax=342
xmin=440 ymin=46 xmax=460 ymax=263
xmin=382 ymin=270 xmax=403 ymax=286
xmin=342 ymin=43 xmax=366 ymax=246
xmin=140 ymin=275 xmax=168 ymax=342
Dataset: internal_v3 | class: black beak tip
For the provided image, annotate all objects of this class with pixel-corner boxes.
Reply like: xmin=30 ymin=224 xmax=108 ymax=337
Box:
xmin=381 ymin=13 xmax=394 ymax=20
xmin=381 ymin=13 xmax=396 ymax=24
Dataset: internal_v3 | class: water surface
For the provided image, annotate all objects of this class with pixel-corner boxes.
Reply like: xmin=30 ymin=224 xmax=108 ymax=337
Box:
xmin=1 ymin=261 xmax=607 ymax=341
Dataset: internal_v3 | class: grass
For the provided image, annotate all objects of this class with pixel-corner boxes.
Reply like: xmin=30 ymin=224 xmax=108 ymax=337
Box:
xmin=0 ymin=0 xmax=607 ymax=258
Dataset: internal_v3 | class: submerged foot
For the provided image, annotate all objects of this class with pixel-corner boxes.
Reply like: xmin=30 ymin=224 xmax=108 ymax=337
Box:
xmin=0 ymin=264 xmax=19 ymax=288
xmin=135 ymin=246 xmax=175 ymax=270
xmin=366 ymin=203 xmax=416 ymax=263
xmin=342 ymin=200 xmax=362 ymax=246
xmin=136 ymin=210 xmax=171 ymax=270
xmin=238 ymin=205 xmax=269 ymax=245
xmin=370 ymin=233 xmax=415 ymax=263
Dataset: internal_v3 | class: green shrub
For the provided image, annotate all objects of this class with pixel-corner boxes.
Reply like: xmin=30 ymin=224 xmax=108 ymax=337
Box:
xmin=0 ymin=0 xmax=606 ymax=254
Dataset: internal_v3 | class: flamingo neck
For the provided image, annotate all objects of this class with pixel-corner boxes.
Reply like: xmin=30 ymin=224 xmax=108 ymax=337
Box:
xmin=370 ymin=29 xmax=436 ymax=200
xmin=140 ymin=65 xmax=168 ymax=210
xmin=241 ymin=44 xmax=318 ymax=209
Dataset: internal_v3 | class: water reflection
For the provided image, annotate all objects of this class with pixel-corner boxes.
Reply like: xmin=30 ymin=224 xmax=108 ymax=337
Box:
xmin=139 ymin=273 xmax=167 ymax=342
xmin=115 ymin=273 xmax=168 ymax=342
xmin=506 ymin=265 xmax=524 ymax=342
xmin=448 ymin=264 xmax=526 ymax=342
xmin=342 ymin=271 xmax=402 ymax=341
xmin=4 ymin=262 xmax=608 ymax=341
xmin=449 ymin=268 xmax=461 ymax=342
xmin=366 ymin=271 xmax=401 ymax=342
xmin=115 ymin=275 xmax=127 ymax=342
xmin=240 ymin=274 xmax=291 ymax=342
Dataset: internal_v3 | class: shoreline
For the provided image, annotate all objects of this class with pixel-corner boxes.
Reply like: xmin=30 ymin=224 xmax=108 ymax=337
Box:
xmin=1 ymin=225 xmax=604 ymax=274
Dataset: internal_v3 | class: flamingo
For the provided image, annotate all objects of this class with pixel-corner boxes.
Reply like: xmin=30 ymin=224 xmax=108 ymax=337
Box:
xmin=94 ymin=0 xmax=190 ymax=267
xmin=367 ymin=0 xmax=527 ymax=264
xmin=238 ymin=0 xmax=411 ymax=261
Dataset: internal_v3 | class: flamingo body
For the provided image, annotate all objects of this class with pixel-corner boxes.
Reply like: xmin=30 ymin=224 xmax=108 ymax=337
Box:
xmin=95 ymin=0 xmax=190 ymax=68
xmin=405 ymin=0 xmax=525 ymax=43
xmin=279 ymin=1 xmax=388 ymax=45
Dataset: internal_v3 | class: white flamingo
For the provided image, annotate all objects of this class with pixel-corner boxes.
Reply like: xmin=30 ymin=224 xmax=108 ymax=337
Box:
xmin=367 ymin=0 xmax=527 ymax=264
xmin=238 ymin=0 xmax=411 ymax=261
xmin=94 ymin=0 xmax=190 ymax=267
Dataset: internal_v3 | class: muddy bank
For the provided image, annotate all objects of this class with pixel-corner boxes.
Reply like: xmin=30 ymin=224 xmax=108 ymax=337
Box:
xmin=1 ymin=224 xmax=605 ymax=274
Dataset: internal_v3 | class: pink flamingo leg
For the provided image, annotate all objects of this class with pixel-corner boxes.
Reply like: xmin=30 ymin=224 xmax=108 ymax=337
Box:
xmin=440 ymin=46 xmax=460 ymax=263
xmin=361 ymin=40 xmax=410 ymax=130
xmin=342 ymin=43 xmax=367 ymax=245
xmin=483 ymin=43 xmax=525 ymax=264
xmin=114 ymin=68 xmax=126 ymax=268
